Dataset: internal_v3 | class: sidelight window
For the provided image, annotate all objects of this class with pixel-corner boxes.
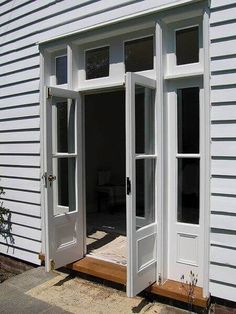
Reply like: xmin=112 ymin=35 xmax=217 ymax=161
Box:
xmin=177 ymin=87 xmax=200 ymax=224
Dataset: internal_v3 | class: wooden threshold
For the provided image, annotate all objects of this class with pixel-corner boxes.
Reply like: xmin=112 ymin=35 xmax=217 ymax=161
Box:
xmin=40 ymin=254 xmax=208 ymax=308
xmin=67 ymin=257 xmax=208 ymax=308
xmin=67 ymin=256 xmax=126 ymax=285
xmin=149 ymin=280 xmax=209 ymax=308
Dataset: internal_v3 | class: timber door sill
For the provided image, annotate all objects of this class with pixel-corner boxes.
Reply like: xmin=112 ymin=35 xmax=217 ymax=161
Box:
xmin=148 ymin=280 xmax=209 ymax=308
xmin=67 ymin=256 xmax=126 ymax=285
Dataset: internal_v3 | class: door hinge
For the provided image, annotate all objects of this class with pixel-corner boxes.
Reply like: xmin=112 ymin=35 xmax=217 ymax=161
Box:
xmin=46 ymin=87 xmax=52 ymax=99
xmin=158 ymin=273 xmax=162 ymax=285
xmin=126 ymin=177 xmax=131 ymax=195
xmin=50 ymin=259 xmax=55 ymax=271
xmin=42 ymin=172 xmax=47 ymax=188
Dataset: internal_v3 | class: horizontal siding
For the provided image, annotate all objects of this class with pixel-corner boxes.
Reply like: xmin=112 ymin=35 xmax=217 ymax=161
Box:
xmin=210 ymin=282 xmax=236 ymax=303
xmin=212 ymin=140 xmax=236 ymax=157
xmin=0 ymin=93 xmax=39 ymax=109
xmin=0 ymin=45 xmax=39 ymax=65
xmin=211 ymin=230 xmax=236 ymax=248
xmin=0 ymin=177 xmax=40 ymax=192
xmin=211 ymin=104 xmax=236 ymax=121
xmin=2 ymin=189 xmax=41 ymax=204
xmin=210 ymin=264 xmax=236 ymax=287
xmin=0 ymin=117 xmax=40 ymax=131
xmin=211 ymin=123 xmax=236 ymax=138
xmin=0 ymin=143 xmax=40 ymax=154
xmin=211 ymin=214 xmax=236 ymax=231
xmin=210 ymin=0 xmax=236 ymax=301
xmin=1 ymin=68 xmax=40 ymax=86
xmin=0 ymin=167 xmax=40 ymax=179
xmin=0 ymin=155 xmax=40 ymax=166
xmin=211 ymin=194 xmax=236 ymax=214
xmin=0 ymin=56 xmax=40 ymax=76
xmin=0 ymin=244 xmax=41 ymax=265
xmin=0 ymin=234 xmax=41 ymax=252
xmin=211 ymin=87 xmax=236 ymax=103
xmin=0 ymin=80 xmax=40 ymax=97
xmin=0 ymin=0 xmax=184 ymax=265
xmin=2 ymin=200 xmax=41 ymax=217
xmin=211 ymin=246 xmax=236 ymax=266
xmin=211 ymin=57 xmax=236 ymax=73
xmin=212 ymin=159 xmax=236 ymax=176
xmin=0 ymin=130 xmax=40 ymax=142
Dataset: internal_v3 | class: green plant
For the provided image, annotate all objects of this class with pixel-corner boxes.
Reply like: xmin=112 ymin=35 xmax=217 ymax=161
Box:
xmin=0 ymin=186 xmax=9 ymax=229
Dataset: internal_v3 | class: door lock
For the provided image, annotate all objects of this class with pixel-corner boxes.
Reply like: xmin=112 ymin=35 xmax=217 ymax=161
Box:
xmin=48 ymin=174 xmax=56 ymax=186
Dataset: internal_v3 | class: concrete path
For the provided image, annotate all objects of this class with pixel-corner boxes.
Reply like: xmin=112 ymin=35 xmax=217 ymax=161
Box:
xmin=0 ymin=267 xmax=190 ymax=314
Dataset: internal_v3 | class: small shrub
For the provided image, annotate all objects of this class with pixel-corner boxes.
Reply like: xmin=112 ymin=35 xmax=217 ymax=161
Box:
xmin=0 ymin=186 xmax=9 ymax=231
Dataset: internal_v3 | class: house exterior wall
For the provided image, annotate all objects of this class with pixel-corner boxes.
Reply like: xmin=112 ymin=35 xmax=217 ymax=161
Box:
xmin=0 ymin=0 xmax=194 ymax=266
xmin=209 ymin=0 xmax=236 ymax=302
xmin=0 ymin=0 xmax=235 ymax=302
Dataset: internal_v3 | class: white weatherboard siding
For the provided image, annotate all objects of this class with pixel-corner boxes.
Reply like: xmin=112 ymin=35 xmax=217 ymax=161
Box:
xmin=0 ymin=0 xmax=195 ymax=267
xmin=210 ymin=0 xmax=236 ymax=302
xmin=0 ymin=0 xmax=236 ymax=302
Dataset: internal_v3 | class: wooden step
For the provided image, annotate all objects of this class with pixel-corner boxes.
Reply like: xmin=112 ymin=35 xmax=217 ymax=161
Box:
xmin=149 ymin=280 xmax=209 ymax=308
xmin=67 ymin=257 xmax=208 ymax=308
xmin=67 ymin=256 xmax=126 ymax=285
xmin=40 ymin=253 xmax=209 ymax=308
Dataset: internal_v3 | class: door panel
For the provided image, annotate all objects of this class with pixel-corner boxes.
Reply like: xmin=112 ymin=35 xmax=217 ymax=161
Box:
xmin=126 ymin=73 xmax=157 ymax=297
xmin=44 ymin=86 xmax=84 ymax=271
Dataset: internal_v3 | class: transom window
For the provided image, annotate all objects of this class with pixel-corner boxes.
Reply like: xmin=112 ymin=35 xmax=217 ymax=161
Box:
xmin=176 ymin=26 xmax=199 ymax=65
xmin=125 ymin=36 xmax=154 ymax=72
xmin=55 ymin=55 xmax=67 ymax=85
xmin=85 ymin=46 xmax=109 ymax=80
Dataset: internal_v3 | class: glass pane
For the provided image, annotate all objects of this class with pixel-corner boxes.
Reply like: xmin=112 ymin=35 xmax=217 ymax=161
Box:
xmin=54 ymin=158 xmax=76 ymax=215
xmin=135 ymin=85 xmax=155 ymax=154
xmin=86 ymin=46 xmax=109 ymax=80
xmin=56 ymin=55 xmax=67 ymax=85
xmin=176 ymin=27 xmax=199 ymax=65
xmin=55 ymin=99 xmax=75 ymax=153
xmin=177 ymin=87 xmax=199 ymax=154
xmin=136 ymin=159 xmax=155 ymax=228
xmin=177 ymin=158 xmax=199 ymax=224
xmin=125 ymin=36 xmax=153 ymax=72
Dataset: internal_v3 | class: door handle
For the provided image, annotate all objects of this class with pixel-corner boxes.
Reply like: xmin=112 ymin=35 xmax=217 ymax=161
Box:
xmin=48 ymin=174 xmax=56 ymax=186
xmin=126 ymin=177 xmax=131 ymax=195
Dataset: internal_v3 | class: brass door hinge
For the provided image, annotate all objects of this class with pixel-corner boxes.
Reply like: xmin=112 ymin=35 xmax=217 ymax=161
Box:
xmin=50 ymin=259 xmax=55 ymax=271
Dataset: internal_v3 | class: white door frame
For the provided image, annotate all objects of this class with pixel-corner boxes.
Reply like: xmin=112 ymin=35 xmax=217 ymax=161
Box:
xmin=155 ymin=4 xmax=210 ymax=297
xmin=39 ymin=2 xmax=210 ymax=296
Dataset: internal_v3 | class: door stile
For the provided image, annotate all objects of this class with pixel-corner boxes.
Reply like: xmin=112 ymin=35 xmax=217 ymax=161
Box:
xmin=126 ymin=72 xmax=136 ymax=297
xmin=76 ymin=93 xmax=85 ymax=256
xmin=45 ymin=88 xmax=53 ymax=272
xmin=155 ymin=18 xmax=165 ymax=285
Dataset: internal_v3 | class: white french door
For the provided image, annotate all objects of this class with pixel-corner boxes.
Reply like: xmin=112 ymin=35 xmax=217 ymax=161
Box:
xmin=126 ymin=72 xmax=157 ymax=297
xmin=167 ymin=78 xmax=204 ymax=285
xmin=44 ymin=86 xmax=84 ymax=271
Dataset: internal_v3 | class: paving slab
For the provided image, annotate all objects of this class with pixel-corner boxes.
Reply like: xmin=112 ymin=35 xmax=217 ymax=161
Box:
xmin=0 ymin=266 xmax=191 ymax=314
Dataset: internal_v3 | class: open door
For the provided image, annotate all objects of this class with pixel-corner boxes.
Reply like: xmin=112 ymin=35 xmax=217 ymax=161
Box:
xmin=126 ymin=73 xmax=157 ymax=297
xmin=44 ymin=86 xmax=84 ymax=271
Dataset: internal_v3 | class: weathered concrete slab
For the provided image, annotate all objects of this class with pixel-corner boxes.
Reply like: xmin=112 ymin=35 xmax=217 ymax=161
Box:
xmin=0 ymin=266 xmax=190 ymax=314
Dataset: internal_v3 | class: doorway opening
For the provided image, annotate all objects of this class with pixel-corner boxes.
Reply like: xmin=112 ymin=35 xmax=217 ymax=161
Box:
xmin=85 ymin=90 xmax=127 ymax=266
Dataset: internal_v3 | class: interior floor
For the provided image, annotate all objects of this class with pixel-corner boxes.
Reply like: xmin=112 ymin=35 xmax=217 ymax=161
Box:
xmin=85 ymin=90 xmax=127 ymax=265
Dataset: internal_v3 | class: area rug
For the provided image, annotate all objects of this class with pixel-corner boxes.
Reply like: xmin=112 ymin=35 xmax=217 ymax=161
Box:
xmin=87 ymin=231 xmax=127 ymax=266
